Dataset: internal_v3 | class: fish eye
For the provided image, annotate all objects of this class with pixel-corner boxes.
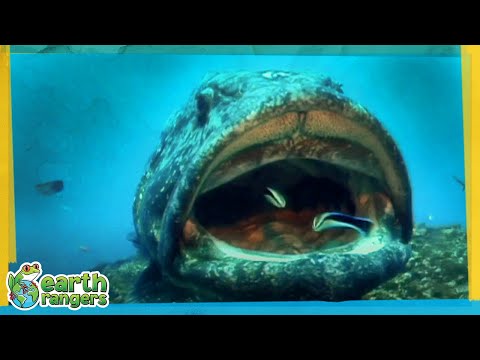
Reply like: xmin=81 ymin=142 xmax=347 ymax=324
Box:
xmin=196 ymin=88 xmax=214 ymax=127
xmin=33 ymin=263 xmax=39 ymax=270
xmin=23 ymin=265 xmax=30 ymax=272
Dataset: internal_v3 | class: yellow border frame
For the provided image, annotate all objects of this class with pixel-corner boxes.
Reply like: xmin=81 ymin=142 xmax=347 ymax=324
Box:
xmin=0 ymin=45 xmax=15 ymax=306
xmin=462 ymin=45 xmax=478 ymax=300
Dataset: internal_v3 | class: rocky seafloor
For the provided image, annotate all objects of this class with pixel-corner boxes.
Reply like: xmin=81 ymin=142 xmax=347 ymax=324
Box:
xmin=95 ymin=224 xmax=468 ymax=303
xmin=363 ymin=224 xmax=468 ymax=300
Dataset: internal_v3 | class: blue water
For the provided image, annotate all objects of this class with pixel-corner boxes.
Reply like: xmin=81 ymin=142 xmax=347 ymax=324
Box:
xmin=9 ymin=54 xmax=466 ymax=276
xmin=1 ymin=300 xmax=479 ymax=315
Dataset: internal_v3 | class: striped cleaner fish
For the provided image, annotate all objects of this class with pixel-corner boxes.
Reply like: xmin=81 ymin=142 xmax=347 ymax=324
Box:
xmin=132 ymin=70 xmax=413 ymax=302
xmin=312 ymin=212 xmax=375 ymax=237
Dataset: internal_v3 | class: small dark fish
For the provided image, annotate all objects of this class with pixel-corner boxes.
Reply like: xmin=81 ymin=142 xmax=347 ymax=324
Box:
xmin=35 ymin=180 xmax=64 ymax=196
xmin=452 ymin=176 xmax=465 ymax=191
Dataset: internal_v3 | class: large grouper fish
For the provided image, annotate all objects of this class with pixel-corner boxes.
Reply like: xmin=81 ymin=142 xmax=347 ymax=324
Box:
xmin=132 ymin=70 xmax=413 ymax=302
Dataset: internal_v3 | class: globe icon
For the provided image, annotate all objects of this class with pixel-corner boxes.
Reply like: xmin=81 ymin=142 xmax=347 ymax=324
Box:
xmin=11 ymin=280 xmax=39 ymax=309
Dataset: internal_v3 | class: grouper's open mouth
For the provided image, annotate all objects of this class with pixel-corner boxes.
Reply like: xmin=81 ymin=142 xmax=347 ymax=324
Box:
xmin=180 ymin=111 xmax=409 ymax=261
xmin=132 ymin=71 xmax=414 ymax=301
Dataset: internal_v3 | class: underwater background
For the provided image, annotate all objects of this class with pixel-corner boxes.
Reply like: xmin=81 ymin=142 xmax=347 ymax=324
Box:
xmin=9 ymin=54 xmax=466 ymax=298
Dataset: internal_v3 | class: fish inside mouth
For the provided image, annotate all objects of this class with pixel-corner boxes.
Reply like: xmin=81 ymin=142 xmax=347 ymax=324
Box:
xmin=181 ymin=112 xmax=398 ymax=256
xmin=187 ymin=159 xmax=394 ymax=254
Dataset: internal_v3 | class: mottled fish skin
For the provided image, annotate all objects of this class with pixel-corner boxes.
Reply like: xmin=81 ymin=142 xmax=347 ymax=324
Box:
xmin=132 ymin=70 xmax=413 ymax=302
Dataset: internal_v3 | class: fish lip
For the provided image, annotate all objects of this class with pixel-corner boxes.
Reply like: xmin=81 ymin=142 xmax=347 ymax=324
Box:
xmin=175 ymin=228 xmax=412 ymax=301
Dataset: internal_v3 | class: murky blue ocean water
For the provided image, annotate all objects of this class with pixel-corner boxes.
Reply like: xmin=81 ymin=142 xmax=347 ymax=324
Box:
xmin=9 ymin=54 xmax=466 ymax=275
